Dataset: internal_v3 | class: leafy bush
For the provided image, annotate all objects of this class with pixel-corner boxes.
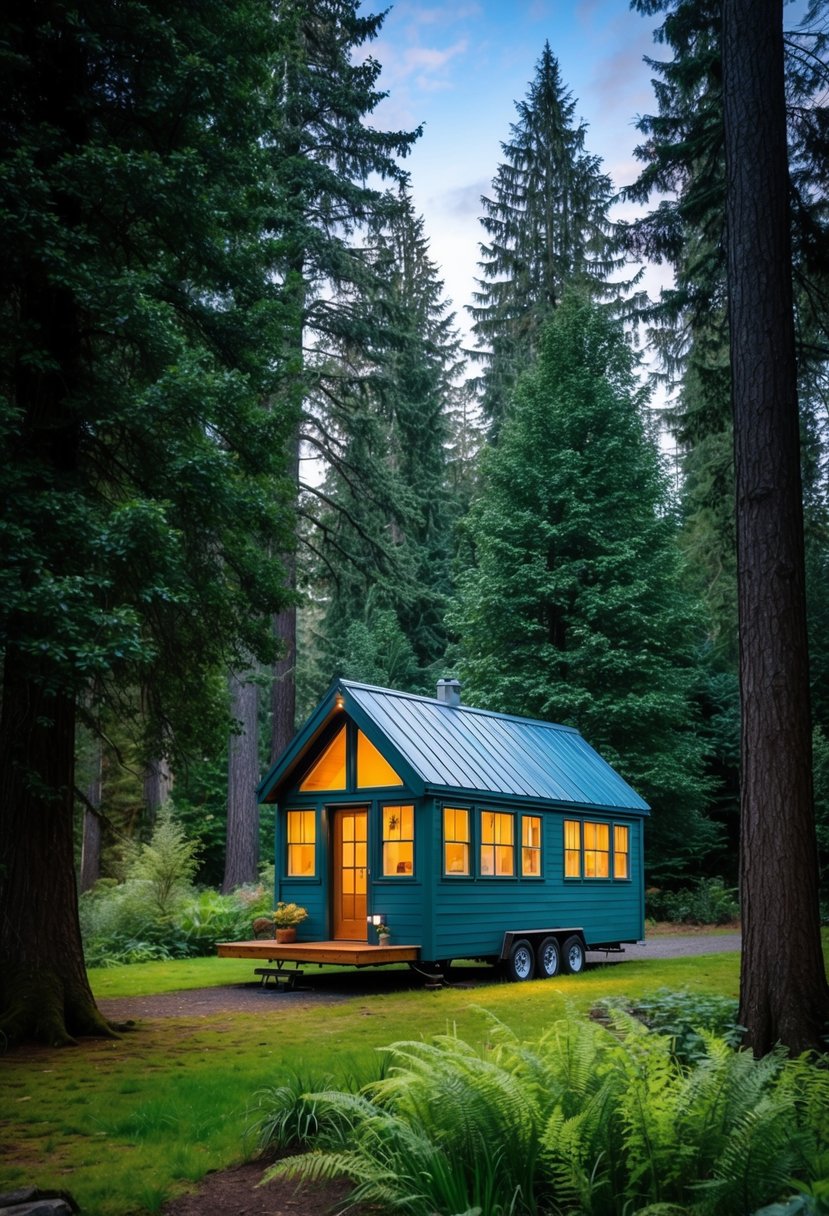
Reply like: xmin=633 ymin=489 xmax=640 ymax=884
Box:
xmin=647 ymin=876 xmax=740 ymax=925
xmin=80 ymin=808 xmax=275 ymax=965
xmin=596 ymin=988 xmax=743 ymax=1063
xmin=259 ymin=1017 xmax=829 ymax=1216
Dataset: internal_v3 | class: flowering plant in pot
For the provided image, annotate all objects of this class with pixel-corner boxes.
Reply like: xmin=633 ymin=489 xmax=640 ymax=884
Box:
xmin=377 ymin=922 xmax=391 ymax=946
xmin=272 ymin=901 xmax=308 ymax=943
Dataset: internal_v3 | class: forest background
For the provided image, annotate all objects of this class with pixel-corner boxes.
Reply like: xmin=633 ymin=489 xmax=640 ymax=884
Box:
xmin=1 ymin=0 xmax=828 ymax=1044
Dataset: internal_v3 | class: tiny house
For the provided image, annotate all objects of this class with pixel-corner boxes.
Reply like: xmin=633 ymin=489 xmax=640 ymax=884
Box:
xmin=230 ymin=678 xmax=649 ymax=982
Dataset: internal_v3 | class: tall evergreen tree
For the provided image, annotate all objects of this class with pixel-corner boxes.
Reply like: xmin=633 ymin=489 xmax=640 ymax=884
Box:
xmin=469 ymin=43 xmax=622 ymax=429
xmin=0 ymin=0 xmax=294 ymax=1045
xmin=312 ymin=189 xmax=465 ymax=694
xmin=452 ymin=294 xmax=713 ymax=874
xmin=724 ymin=0 xmax=829 ymax=1055
xmin=265 ymin=0 xmax=419 ymax=761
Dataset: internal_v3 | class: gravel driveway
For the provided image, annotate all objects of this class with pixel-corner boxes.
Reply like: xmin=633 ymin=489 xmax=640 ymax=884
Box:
xmin=97 ymin=933 xmax=741 ymax=1021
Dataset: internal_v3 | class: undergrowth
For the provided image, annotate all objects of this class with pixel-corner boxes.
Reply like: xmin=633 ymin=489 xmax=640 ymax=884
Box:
xmin=257 ymin=1014 xmax=829 ymax=1216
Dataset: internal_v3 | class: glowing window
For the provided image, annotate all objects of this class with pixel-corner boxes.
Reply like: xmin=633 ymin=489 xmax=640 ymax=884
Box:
xmin=584 ymin=821 xmax=610 ymax=878
xmin=382 ymin=804 xmax=414 ymax=876
xmin=286 ymin=809 xmax=316 ymax=876
xmin=614 ymin=825 xmax=630 ymax=879
xmin=356 ymin=730 xmax=403 ymax=788
xmin=521 ymin=815 xmax=542 ymax=877
xmin=299 ymin=727 xmax=346 ymax=791
xmin=564 ymin=820 xmax=581 ymax=878
xmin=480 ymin=811 xmax=514 ymax=876
xmin=443 ymin=807 xmax=470 ymax=875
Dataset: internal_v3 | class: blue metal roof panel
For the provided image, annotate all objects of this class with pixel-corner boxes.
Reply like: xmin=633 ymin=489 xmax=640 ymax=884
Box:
xmin=342 ymin=681 xmax=648 ymax=813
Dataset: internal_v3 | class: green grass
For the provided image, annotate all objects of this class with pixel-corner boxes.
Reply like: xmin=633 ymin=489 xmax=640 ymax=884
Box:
xmin=2 ymin=937 xmax=825 ymax=1216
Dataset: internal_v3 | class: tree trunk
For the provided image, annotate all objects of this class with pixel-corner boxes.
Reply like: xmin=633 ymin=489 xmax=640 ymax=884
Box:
xmin=0 ymin=648 xmax=115 ymax=1047
xmin=143 ymin=754 xmax=173 ymax=827
xmin=723 ymin=0 xmax=829 ymax=1054
xmin=223 ymin=668 xmax=260 ymax=892
xmin=79 ymin=737 xmax=103 ymax=894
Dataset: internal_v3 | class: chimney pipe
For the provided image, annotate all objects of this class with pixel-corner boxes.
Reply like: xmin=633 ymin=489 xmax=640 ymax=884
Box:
xmin=436 ymin=678 xmax=461 ymax=708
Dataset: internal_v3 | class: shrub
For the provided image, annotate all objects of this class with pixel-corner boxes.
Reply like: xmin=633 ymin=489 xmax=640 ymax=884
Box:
xmin=596 ymin=988 xmax=744 ymax=1063
xmin=647 ymin=876 xmax=740 ymax=925
xmin=259 ymin=1018 xmax=829 ymax=1216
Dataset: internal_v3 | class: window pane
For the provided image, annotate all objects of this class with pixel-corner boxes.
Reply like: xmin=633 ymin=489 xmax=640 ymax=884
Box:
xmin=287 ymin=809 xmax=316 ymax=876
xmin=481 ymin=812 xmax=514 ymax=876
xmin=382 ymin=804 xmax=415 ymax=876
xmin=614 ymin=825 xmax=629 ymax=879
xmin=522 ymin=816 xmax=541 ymax=876
xmin=356 ymin=730 xmax=403 ymax=788
xmin=444 ymin=807 xmax=470 ymax=875
xmin=299 ymin=728 xmax=347 ymax=791
xmin=584 ymin=820 xmax=610 ymax=879
xmin=564 ymin=819 xmax=581 ymax=877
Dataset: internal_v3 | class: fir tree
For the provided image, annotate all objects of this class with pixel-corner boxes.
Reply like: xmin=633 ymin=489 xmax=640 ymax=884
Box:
xmin=312 ymin=190 xmax=465 ymax=694
xmin=265 ymin=0 xmax=420 ymax=759
xmin=452 ymin=294 xmax=713 ymax=874
xmin=469 ymin=43 xmax=622 ymax=430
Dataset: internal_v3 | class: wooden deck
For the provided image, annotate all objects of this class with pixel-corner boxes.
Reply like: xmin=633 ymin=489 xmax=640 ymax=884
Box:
xmin=216 ymin=939 xmax=420 ymax=967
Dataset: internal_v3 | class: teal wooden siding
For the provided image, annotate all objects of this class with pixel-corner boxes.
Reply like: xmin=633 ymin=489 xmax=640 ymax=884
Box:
xmin=427 ymin=802 xmax=643 ymax=962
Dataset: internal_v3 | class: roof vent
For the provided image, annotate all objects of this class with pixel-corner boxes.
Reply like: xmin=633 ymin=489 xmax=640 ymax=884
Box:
xmin=436 ymin=678 xmax=461 ymax=708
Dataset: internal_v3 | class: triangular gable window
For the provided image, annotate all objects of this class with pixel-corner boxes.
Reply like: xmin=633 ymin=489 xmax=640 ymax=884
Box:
xmin=299 ymin=726 xmax=347 ymax=791
xmin=356 ymin=730 xmax=403 ymax=788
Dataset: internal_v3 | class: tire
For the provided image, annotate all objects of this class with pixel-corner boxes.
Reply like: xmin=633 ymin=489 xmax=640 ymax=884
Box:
xmin=505 ymin=938 xmax=535 ymax=982
xmin=561 ymin=934 xmax=586 ymax=975
xmin=536 ymin=935 xmax=561 ymax=979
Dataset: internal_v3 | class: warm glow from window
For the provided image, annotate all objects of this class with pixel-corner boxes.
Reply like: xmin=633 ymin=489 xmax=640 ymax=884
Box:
xmin=522 ymin=815 xmax=542 ymax=876
xmin=287 ymin=809 xmax=316 ymax=876
xmin=356 ymin=730 xmax=403 ymax=788
xmin=584 ymin=821 xmax=610 ymax=878
xmin=564 ymin=820 xmax=581 ymax=878
xmin=443 ymin=807 xmax=469 ymax=875
xmin=614 ymin=825 xmax=629 ymax=879
xmin=382 ymin=804 xmax=414 ymax=875
xmin=480 ymin=811 xmax=514 ymax=876
xmin=299 ymin=727 xmax=346 ymax=791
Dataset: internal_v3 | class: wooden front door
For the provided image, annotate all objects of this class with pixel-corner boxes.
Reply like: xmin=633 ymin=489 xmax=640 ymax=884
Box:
xmin=332 ymin=808 xmax=368 ymax=940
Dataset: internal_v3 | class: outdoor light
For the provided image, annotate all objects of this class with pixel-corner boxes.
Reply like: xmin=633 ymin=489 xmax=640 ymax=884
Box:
xmin=335 ymin=692 xmax=345 ymax=709
xmin=368 ymin=914 xmax=387 ymax=926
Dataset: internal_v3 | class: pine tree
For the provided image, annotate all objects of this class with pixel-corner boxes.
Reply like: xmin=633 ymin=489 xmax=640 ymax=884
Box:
xmin=469 ymin=43 xmax=622 ymax=430
xmin=312 ymin=189 xmax=465 ymax=694
xmin=452 ymin=294 xmax=713 ymax=874
xmin=0 ymin=0 xmax=294 ymax=1045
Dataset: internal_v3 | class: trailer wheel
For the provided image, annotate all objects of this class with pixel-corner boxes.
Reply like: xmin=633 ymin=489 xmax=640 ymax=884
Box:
xmin=562 ymin=935 xmax=586 ymax=975
xmin=505 ymin=938 xmax=535 ymax=982
xmin=536 ymin=936 xmax=561 ymax=979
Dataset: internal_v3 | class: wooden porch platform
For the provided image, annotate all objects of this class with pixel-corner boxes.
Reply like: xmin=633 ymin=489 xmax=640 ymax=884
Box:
xmin=216 ymin=939 xmax=420 ymax=967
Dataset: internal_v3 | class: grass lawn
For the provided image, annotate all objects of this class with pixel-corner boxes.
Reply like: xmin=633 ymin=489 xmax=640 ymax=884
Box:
xmin=1 ymin=947 xmax=744 ymax=1215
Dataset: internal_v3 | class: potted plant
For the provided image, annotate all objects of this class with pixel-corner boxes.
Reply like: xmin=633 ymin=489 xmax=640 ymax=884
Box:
xmin=377 ymin=922 xmax=391 ymax=946
xmin=272 ymin=901 xmax=309 ymax=944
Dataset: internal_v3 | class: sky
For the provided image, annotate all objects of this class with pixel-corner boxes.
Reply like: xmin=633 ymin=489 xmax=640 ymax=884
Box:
xmin=361 ymin=0 xmax=671 ymax=345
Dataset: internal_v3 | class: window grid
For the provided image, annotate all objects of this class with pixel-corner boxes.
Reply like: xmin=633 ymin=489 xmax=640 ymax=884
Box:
xmin=480 ymin=810 xmax=515 ymax=876
xmin=443 ymin=806 xmax=470 ymax=875
xmin=565 ymin=819 xmax=631 ymax=881
xmin=286 ymin=809 xmax=316 ymax=876
xmin=521 ymin=815 xmax=542 ymax=877
xmin=382 ymin=803 xmax=414 ymax=876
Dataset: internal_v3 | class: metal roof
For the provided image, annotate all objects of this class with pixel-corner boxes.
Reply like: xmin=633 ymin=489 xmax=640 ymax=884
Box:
xmin=340 ymin=681 xmax=648 ymax=813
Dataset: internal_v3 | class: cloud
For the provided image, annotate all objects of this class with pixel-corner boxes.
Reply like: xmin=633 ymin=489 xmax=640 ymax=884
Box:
xmin=432 ymin=178 xmax=492 ymax=218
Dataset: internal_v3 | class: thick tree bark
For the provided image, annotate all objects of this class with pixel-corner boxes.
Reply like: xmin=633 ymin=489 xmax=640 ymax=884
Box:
xmin=79 ymin=738 xmax=103 ymax=894
xmin=723 ymin=0 xmax=829 ymax=1054
xmin=0 ymin=649 xmax=115 ymax=1047
xmin=223 ymin=668 xmax=260 ymax=891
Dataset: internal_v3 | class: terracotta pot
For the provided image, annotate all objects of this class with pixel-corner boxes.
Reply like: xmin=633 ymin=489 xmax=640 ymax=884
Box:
xmin=275 ymin=926 xmax=297 ymax=944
